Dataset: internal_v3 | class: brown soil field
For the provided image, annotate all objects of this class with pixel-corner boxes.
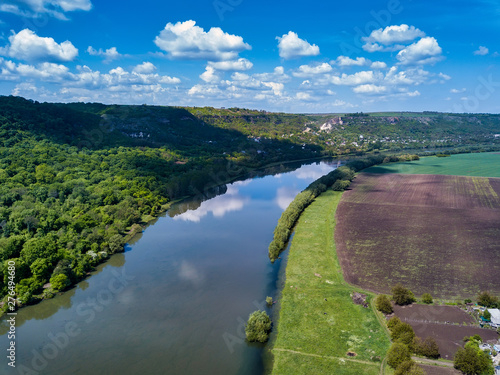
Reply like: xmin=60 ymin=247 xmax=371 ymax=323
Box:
xmin=335 ymin=173 xmax=500 ymax=299
xmin=392 ymin=304 xmax=475 ymax=325
xmin=419 ymin=365 xmax=460 ymax=375
xmin=404 ymin=321 xmax=498 ymax=359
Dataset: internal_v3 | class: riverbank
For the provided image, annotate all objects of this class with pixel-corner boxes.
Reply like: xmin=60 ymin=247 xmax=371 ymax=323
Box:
xmin=269 ymin=190 xmax=391 ymax=375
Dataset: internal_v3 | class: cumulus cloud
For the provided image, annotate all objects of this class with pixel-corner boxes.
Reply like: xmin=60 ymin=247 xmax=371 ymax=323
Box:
xmin=450 ymin=88 xmax=466 ymax=94
xmin=396 ymin=37 xmax=443 ymax=65
xmin=200 ymin=66 xmax=221 ymax=83
xmin=154 ymin=20 xmax=251 ymax=61
xmin=87 ymin=46 xmax=121 ymax=63
xmin=335 ymin=56 xmax=370 ymax=67
xmin=329 ymin=70 xmax=381 ymax=86
xmin=0 ymin=0 xmax=92 ymax=20
xmin=132 ymin=62 xmax=156 ymax=74
xmin=370 ymin=61 xmax=387 ymax=69
xmin=362 ymin=24 xmax=425 ymax=52
xmin=293 ymin=62 xmax=332 ymax=77
xmin=353 ymin=84 xmax=387 ymax=94
xmin=0 ymin=29 xmax=78 ymax=62
xmin=276 ymin=31 xmax=320 ymax=59
xmin=208 ymin=58 xmax=253 ymax=71
xmin=473 ymin=46 xmax=489 ymax=55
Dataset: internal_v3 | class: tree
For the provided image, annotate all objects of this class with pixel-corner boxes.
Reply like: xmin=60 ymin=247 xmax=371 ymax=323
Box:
xmin=392 ymin=284 xmax=416 ymax=306
xmin=477 ymin=291 xmax=498 ymax=308
xmin=421 ymin=293 xmax=433 ymax=304
xmin=482 ymin=309 xmax=491 ymax=321
xmin=391 ymin=322 xmax=415 ymax=346
xmin=414 ymin=336 xmax=440 ymax=359
xmin=454 ymin=345 xmax=494 ymax=375
xmin=108 ymin=234 xmax=124 ymax=254
xmin=395 ymin=360 xmax=425 ymax=375
xmin=266 ymin=296 xmax=273 ymax=307
xmin=375 ymin=294 xmax=393 ymax=314
xmin=245 ymin=310 xmax=271 ymax=343
xmin=387 ymin=342 xmax=411 ymax=369
xmin=50 ymin=274 xmax=70 ymax=292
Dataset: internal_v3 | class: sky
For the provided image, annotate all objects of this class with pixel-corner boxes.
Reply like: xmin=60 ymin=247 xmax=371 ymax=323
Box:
xmin=0 ymin=0 xmax=499 ymax=113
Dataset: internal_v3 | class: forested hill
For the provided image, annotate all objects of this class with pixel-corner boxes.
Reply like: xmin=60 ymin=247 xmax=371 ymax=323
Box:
xmin=0 ymin=95 xmax=499 ymax=312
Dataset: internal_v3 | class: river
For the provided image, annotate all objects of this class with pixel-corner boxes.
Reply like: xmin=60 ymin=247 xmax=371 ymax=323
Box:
xmin=0 ymin=160 xmax=339 ymax=375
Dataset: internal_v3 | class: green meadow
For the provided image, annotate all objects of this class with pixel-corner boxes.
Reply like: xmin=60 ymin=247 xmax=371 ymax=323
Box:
xmin=271 ymin=190 xmax=391 ymax=375
xmin=364 ymin=152 xmax=500 ymax=177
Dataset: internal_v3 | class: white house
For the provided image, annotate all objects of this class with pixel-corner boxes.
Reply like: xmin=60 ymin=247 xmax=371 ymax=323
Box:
xmin=489 ymin=309 xmax=500 ymax=328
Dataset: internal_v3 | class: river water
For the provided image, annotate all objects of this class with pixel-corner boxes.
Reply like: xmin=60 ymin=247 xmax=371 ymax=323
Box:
xmin=0 ymin=160 xmax=339 ymax=375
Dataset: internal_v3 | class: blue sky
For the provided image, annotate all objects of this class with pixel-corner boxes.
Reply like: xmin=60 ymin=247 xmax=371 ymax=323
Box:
xmin=0 ymin=0 xmax=498 ymax=113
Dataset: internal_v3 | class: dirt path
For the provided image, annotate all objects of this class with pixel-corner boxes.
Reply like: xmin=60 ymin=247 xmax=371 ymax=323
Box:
xmin=412 ymin=356 xmax=455 ymax=368
xmin=273 ymin=348 xmax=378 ymax=367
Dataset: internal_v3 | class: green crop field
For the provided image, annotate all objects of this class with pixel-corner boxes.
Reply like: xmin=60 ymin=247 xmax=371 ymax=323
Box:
xmin=364 ymin=152 xmax=500 ymax=177
xmin=271 ymin=190 xmax=391 ymax=375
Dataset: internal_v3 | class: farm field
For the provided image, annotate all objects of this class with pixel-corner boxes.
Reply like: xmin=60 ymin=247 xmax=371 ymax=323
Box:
xmin=335 ymin=173 xmax=500 ymax=299
xmin=392 ymin=304 xmax=475 ymax=326
xmin=364 ymin=152 xmax=500 ymax=177
xmin=419 ymin=365 xmax=460 ymax=375
xmin=271 ymin=191 xmax=391 ymax=375
xmin=391 ymin=304 xmax=498 ymax=359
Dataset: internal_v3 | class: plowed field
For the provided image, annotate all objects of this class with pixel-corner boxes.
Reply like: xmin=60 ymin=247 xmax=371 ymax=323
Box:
xmin=335 ymin=173 xmax=500 ymax=299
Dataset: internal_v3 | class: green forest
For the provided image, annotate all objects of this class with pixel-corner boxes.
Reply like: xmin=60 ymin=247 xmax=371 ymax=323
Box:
xmin=0 ymin=95 xmax=499 ymax=312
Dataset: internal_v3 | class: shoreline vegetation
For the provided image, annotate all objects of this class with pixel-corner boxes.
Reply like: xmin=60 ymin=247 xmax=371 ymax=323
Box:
xmin=269 ymin=190 xmax=391 ymax=374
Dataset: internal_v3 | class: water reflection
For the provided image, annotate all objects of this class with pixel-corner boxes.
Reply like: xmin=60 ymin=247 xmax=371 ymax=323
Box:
xmin=275 ymin=186 xmax=301 ymax=210
xmin=173 ymin=182 xmax=251 ymax=222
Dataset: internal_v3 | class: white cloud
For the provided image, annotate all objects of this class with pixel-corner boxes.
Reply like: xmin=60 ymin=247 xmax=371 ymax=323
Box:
xmin=0 ymin=0 xmax=92 ymax=20
xmin=208 ymin=58 xmax=253 ymax=71
xmin=0 ymin=29 xmax=78 ymax=62
xmin=438 ymin=72 xmax=451 ymax=80
xmin=200 ymin=66 xmax=221 ymax=83
xmin=154 ymin=20 xmax=251 ymax=61
xmin=353 ymin=84 xmax=387 ymax=94
xmin=87 ymin=46 xmax=121 ymax=63
xmin=396 ymin=37 xmax=443 ymax=65
xmin=473 ymin=46 xmax=489 ymax=56
xmin=335 ymin=56 xmax=370 ymax=67
xmin=329 ymin=70 xmax=381 ymax=86
xmin=295 ymin=91 xmax=314 ymax=101
xmin=276 ymin=31 xmax=320 ymax=59
xmin=450 ymin=88 xmax=466 ymax=94
xmin=370 ymin=61 xmax=387 ymax=69
xmin=362 ymin=24 xmax=425 ymax=52
xmin=132 ymin=62 xmax=156 ymax=74
xmin=293 ymin=62 xmax=332 ymax=77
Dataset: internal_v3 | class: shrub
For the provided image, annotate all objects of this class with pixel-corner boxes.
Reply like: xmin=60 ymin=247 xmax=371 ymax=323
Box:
xmin=414 ymin=336 xmax=440 ymax=359
xmin=375 ymin=294 xmax=393 ymax=314
xmin=387 ymin=316 xmax=402 ymax=330
xmin=482 ymin=309 xmax=491 ymax=321
xmin=477 ymin=291 xmax=498 ymax=308
xmin=245 ymin=310 xmax=271 ymax=343
xmin=266 ymin=296 xmax=273 ymax=307
xmin=50 ymin=274 xmax=70 ymax=292
xmin=392 ymin=284 xmax=416 ymax=306
xmin=387 ymin=342 xmax=411 ymax=369
xmin=421 ymin=293 xmax=433 ymax=304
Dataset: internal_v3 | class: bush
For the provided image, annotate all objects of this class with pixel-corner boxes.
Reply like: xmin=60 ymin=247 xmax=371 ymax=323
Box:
xmin=387 ymin=342 xmax=411 ymax=369
xmin=414 ymin=336 xmax=440 ymax=359
xmin=387 ymin=316 xmax=402 ymax=330
xmin=421 ymin=293 xmax=433 ymax=304
xmin=50 ymin=274 xmax=70 ymax=292
xmin=391 ymin=322 xmax=415 ymax=345
xmin=482 ymin=309 xmax=491 ymax=321
xmin=375 ymin=294 xmax=393 ymax=314
xmin=245 ymin=310 xmax=271 ymax=343
xmin=392 ymin=284 xmax=416 ymax=306
xmin=266 ymin=296 xmax=273 ymax=307
xmin=477 ymin=291 xmax=498 ymax=308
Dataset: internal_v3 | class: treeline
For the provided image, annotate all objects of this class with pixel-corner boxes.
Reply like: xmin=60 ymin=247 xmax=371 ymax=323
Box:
xmin=268 ymin=153 xmax=420 ymax=262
